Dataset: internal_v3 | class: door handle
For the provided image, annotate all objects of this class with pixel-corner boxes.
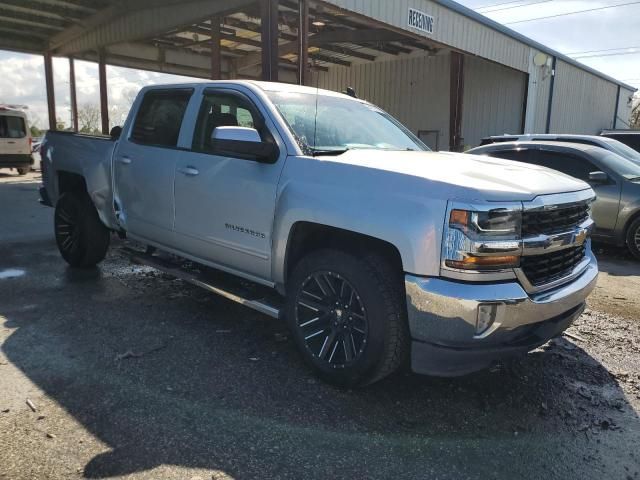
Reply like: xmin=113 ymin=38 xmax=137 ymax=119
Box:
xmin=118 ymin=156 xmax=132 ymax=165
xmin=178 ymin=166 xmax=199 ymax=176
xmin=7 ymin=141 xmax=15 ymax=144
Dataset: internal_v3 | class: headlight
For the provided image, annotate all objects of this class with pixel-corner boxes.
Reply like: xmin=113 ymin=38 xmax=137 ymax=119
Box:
xmin=449 ymin=209 xmax=521 ymax=238
xmin=442 ymin=203 xmax=522 ymax=275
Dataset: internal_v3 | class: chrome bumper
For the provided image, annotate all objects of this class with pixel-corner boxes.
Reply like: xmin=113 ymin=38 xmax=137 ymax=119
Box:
xmin=405 ymin=251 xmax=598 ymax=376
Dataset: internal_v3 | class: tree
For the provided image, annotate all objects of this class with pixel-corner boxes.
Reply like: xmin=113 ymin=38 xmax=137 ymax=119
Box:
xmin=77 ymin=103 xmax=101 ymax=134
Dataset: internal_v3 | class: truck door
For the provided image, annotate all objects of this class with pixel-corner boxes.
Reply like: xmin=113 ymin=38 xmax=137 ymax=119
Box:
xmin=173 ymin=88 xmax=286 ymax=281
xmin=113 ymin=89 xmax=192 ymax=245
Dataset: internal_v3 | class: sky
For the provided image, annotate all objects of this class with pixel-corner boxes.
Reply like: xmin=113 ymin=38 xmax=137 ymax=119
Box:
xmin=0 ymin=0 xmax=639 ymax=129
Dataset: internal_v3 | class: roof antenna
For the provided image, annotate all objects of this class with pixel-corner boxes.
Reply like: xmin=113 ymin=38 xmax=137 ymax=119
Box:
xmin=312 ymin=60 xmax=320 ymax=154
xmin=344 ymin=86 xmax=357 ymax=98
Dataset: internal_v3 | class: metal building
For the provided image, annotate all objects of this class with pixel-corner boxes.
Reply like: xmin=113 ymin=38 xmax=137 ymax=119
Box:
xmin=0 ymin=0 xmax=635 ymax=150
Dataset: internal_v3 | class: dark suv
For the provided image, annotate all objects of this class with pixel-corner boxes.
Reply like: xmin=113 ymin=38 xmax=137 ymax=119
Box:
xmin=467 ymin=141 xmax=640 ymax=259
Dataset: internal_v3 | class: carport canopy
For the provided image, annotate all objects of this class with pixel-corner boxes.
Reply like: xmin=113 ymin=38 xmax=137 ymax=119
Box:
xmin=0 ymin=0 xmax=442 ymax=133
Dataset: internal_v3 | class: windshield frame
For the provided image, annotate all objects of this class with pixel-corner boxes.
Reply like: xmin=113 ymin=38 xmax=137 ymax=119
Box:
xmin=264 ymin=90 xmax=429 ymax=156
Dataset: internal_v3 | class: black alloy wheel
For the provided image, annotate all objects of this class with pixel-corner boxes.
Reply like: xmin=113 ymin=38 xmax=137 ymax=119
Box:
xmin=295 ymin=271 xmax=368 ymax=368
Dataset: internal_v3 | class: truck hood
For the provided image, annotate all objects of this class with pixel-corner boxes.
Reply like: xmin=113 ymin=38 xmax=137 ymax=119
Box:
xmin=322 ymin=149 xmax=590 ymax=202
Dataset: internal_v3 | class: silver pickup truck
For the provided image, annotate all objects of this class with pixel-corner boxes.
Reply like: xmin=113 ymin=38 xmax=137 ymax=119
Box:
xmin=40 ymin=81 xmax=598 ymax=387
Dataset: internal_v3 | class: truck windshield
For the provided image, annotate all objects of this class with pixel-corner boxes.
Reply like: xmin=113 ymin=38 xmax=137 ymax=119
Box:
xmin=599 ymin=137 xmax=640 ymax=165
xmin=603 ymin=152 xmax=640 ymax=181
xmin=266 ymin=91 xmax=428 ymax=155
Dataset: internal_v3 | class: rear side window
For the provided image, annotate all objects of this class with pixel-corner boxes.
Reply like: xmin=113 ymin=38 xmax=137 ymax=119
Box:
xmin=0 ymin=115 xmax=26 ymax=138
xmin=130 ymin=90 xmax=192 ymax=147
xmin=485 ymin=149 xmax=530 ymax=162
xmin=526 ymin=151 xmax=598 ymax=181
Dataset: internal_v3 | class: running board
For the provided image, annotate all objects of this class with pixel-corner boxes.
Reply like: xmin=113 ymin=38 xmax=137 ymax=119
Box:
xmin=124 ymin=247 xmax=283 ymax=319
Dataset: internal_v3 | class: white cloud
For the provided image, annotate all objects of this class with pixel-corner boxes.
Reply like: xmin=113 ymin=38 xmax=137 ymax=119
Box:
xmin=0 ymin=51 xmax=201 ymax=130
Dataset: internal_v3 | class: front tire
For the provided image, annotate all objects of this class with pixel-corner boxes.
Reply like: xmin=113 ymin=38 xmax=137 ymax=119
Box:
xmin=17 ymin=167 xmax=29 ymax=175
xmin=286 ymin=249 xmax=408 ymax=387
xmin=627 ymin=217 xmax=640 ymax=261
xmin=54 ymin=191 xmax=110 ymax=268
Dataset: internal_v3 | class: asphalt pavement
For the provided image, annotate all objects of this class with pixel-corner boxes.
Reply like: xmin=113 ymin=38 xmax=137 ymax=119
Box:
xmin=0 ymin=172 xmax=639 ymax=480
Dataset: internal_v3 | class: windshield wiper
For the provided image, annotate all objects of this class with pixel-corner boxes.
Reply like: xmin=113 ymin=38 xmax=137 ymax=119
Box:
xmin=310 ymin=147 xmax=350 ymax=157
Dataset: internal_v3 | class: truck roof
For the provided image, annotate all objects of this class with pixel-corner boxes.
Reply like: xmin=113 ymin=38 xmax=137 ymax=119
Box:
xmin=143 ymin=80 xmax=358 ymax=100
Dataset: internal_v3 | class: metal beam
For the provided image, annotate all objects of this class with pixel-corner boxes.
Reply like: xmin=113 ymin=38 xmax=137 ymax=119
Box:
xmin=0 ymin=33 xmax=46 ymax=53
xmin=449 ymin=51 xmax=464 ymax=152
xmin=69 ymin=57 xmax=78 ymax=132
xmin=261 ymin=0 xmax=279 ymax=81
xmin=0 ymin=8 xmax=69 ymax=29
xmin=0 ymin=0 xmax=88 ymax=19
xmin=210 ymin=16 xmax=221 ymax=79
xmin=51 ymin=0 xmax=255 ymax=55
xmin=0 ymin=20 xmax=53 ymax=37
xmin=98 ymin=50 xmax=109 ymax=135
xmin=43 ymin=52 xmax=56 ymax=131
xmin=298 ymin=0 xmax=308 ymax=85
xmin=237 ymin=28 xmax=403 ymax=72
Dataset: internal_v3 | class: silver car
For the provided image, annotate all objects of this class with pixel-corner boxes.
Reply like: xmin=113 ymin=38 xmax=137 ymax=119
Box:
xmin=468 ymin=141 xmax=640 ymax=259
xmin=480 ymin=133 xmax=640 ymax=166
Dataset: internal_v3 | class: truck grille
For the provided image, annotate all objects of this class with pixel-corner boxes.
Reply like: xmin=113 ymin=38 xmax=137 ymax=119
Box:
xmin=520 ymin=246 xmax=586 ymax=287
xmin=522 ymin=203 xmax=590 ymax=236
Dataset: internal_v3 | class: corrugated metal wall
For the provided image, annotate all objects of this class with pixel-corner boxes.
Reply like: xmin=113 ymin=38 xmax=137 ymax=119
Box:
xmin=325 ymin=0 xmax=530 ymax=72
xmin=462 ymin=55 xmax=527 ymax=147
xmin=549 ymin=60 xmax=619 ymax=134
xmin=317 ymin=53 xmax=451 ymax=150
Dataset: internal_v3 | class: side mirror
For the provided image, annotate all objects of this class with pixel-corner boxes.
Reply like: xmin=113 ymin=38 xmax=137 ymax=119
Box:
xmin=109 ymin=125 xmax=122 ymax=140
xmin=210 ymin=126 xmax=278 ymax=163
xmin=588 ymin=171 xmax=608 ymax=184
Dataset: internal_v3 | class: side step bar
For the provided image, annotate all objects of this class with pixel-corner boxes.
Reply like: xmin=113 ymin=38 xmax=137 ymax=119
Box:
xmin=125 ymin=248 xmax=283 ymax=319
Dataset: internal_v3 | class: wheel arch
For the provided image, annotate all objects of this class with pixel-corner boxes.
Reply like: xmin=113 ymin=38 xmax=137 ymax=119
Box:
xmin=281 ymin=222 xmax=404 ymax=292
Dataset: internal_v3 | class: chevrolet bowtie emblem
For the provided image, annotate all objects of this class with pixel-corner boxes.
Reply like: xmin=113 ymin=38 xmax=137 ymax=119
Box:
xmin=574 ymin=228 xmax=588 ymax=246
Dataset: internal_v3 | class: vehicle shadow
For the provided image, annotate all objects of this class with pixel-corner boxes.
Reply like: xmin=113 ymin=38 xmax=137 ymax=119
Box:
xmin=593 ymin=243 xmax=640 ymax=276
xmin=1 ymin=243 xmax=639 ymax=479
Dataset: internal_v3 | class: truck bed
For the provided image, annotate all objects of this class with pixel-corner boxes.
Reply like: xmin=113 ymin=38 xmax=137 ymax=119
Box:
xmin=41 ymin=130 xmax=118 ymax=229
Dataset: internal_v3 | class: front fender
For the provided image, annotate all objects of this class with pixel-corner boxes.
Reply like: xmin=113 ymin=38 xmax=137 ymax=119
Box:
xmin=270 ymin=161 xmax=447 ymax=286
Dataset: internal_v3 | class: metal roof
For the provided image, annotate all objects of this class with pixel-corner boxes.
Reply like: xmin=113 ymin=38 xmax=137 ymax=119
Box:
xmin=434 ymin=0 xmax=637 ymax=92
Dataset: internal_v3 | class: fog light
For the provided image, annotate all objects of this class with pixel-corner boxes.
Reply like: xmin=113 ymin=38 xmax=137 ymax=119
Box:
xmin=476 ymin=303 xmax=498 ymax=335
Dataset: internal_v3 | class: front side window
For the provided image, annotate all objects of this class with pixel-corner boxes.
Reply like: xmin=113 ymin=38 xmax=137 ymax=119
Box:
xmin=130 ymin=90 xmax=192 ymax=147
xmin=484 ymin=149 xmax=530 ymax=162
xmin=266 ymin=91 xmax=427 ymax=155
xmin=0 ymin=115 xmax=26 ymax=138
xmin=192 ymin=91 xmax=260 ymax=153
xmin=527 ymin=151 xmax=598 ymax=181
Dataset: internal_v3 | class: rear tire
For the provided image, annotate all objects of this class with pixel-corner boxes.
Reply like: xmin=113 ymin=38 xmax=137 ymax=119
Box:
xmin=286 ymin=249 xmax=408 ymax=387
xmin=54 ymin=191 xmax=110 ymax=268
xmin=17 ymin=167 xmax=29 ymax=175
xmin=627 ymin=217 xmax=640 ymax=261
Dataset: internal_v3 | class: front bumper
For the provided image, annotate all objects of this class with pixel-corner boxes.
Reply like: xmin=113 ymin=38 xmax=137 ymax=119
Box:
xmin=405 ymin=252 xmax=598 ymax=376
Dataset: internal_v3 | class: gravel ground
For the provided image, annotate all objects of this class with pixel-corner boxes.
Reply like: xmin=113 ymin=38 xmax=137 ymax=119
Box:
xmin=0 ymin=172 xmax=639 ymax=479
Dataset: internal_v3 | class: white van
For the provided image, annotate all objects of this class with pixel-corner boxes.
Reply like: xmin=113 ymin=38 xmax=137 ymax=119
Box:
xmin=0 ymin=106 xmax=33 ymax=175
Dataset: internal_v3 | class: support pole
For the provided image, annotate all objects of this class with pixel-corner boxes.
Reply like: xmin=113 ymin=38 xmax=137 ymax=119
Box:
xmin=98 ymin=50 xmax=109 ymax=135
xmin=261 ymin=0 xmax=279 ymax=82
xmin=545 ymin=56 xmax=557 ymax=134
xmin=210 ymin=15 xmax=221 ymax=79
xmin=44 ymin=52 xmax=56 ymax=131
xmin=449 ymin=51 xmax=465 ymax=152
xmin=69 ymin=57 xmax=79 ymax=132
xmin=298 ymin=0 xmax=309 ymax=85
